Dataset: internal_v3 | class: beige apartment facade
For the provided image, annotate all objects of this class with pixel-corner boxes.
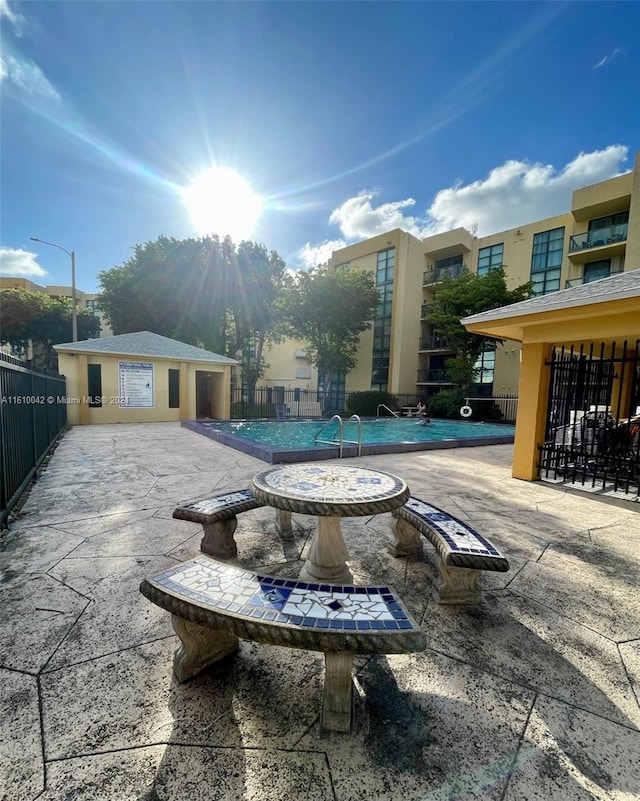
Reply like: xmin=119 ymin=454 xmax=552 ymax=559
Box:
xmin=283 ymin=151 xmax=640 ymax=407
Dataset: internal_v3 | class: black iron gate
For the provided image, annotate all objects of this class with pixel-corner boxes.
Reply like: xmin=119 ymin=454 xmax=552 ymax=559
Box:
xmin=538 ymin=340 xmax=640 ymax=498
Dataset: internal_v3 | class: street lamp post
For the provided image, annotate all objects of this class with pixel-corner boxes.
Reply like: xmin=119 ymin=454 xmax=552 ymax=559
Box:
xmin=30 ymin=237 xmax=78 ymax=342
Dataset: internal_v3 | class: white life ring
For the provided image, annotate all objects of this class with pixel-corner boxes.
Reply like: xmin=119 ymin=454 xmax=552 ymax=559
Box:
xmin=460 ymin=405 xmax=473 ymax=418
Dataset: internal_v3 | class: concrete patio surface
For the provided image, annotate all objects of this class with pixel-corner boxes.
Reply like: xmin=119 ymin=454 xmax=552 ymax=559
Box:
xmin=1 ymin=421 xmax=639 ymax=800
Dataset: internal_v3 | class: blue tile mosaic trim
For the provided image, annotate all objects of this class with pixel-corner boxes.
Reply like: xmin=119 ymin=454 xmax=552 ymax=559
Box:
xmin=180 ymin=490 xmax=255 ymax=515
xmin=404 ymin=498 xmax=500 ymax=557
xmin=152 ymin=556 xmax=410 ymax=632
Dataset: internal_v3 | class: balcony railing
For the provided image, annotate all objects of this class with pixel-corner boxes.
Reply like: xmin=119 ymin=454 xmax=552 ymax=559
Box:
xmin=420 ymin=303 xmax=431 ymax=318
xmin=565 ymin=270 xmax=623 ymax=289
xmin=416 ymin=368 xmax=450 ymax=383
xmin=423 ymin=263 xmax=466 ymax=285
xmin=419 ymin=336 xmax=450 ymax=350
xmin=569 ymin=224 xmax=627 ymax=253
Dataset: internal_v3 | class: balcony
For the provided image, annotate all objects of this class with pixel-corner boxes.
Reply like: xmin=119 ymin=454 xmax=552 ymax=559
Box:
xmin=416 ymin=368 xmax=451 ymax=385
xmin=568 ymin=224 xmax=627 ymax=264
xmin=423 ymin=263 xmax=466 ymax=285
xmin=565 ymin=270 xmax=623 ymax=289
xmin=420 ymin=303 xmax=431 ymax=319
xmin=419 ymin=336 xmax=450 ymax=351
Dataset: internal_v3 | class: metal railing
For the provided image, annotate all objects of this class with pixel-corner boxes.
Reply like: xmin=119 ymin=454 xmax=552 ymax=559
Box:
xmin=416 ymin=369 xmax=450 ymax=383
xmin=538 ymin=340 xmax=640 ymax=498
xmin=423 ymin=263 xmax=466 ymax=284
xmin=313 ymin=414 xmax=362 ymax=457
xmin=1 ymin=352 xmax=67 ymax=527
xmin=377 ymin=404 xmax=400 ymax=418
xmin=419 ymin=336 xmax=450 ymax=350
xmin=568 ymin=224 xmax=628 ymax=253
xmin=565 ymin=270 xmax=622 ymax=289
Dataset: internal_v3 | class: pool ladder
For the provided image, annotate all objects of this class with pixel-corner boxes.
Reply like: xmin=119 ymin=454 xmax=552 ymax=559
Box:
xmin=313 ymin=414 xmax=362 ymax=458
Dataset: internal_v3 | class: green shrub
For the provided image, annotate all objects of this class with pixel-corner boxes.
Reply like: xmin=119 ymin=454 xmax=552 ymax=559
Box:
xmin=346 ymin=391 xmax=399 ymax=416
xmin=427 ymin=390 xmax=466 ymax=419
xmin=427 ymin=390 xmax=503 ymax=420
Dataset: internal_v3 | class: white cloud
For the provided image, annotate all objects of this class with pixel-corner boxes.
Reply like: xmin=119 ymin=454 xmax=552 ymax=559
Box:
xmin=322 ymin=145 xmax=629 ymax=249
xmin=425 ymin=145 xmax=629 ymax=236
xmin=0 ymin=247 xmax=47 ymax=278
xmin=329 ymin=192 xmax=430 ymax=240
xmin=1 ymin=54 xmax=61 ymax=101
xmin=298 ymin=239 xmax=347 ymax=270
xmin=0 ymin=0 xmax=25 ymax=34
xmin=593 ymin=48 xmax=625 ymax=69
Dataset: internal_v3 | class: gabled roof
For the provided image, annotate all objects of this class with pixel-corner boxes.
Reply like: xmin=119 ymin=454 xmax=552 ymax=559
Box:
xmin=54 ymin=331 xmax=237 ymax=364
xmin=462 ymin=268 xmax=640 ymax=326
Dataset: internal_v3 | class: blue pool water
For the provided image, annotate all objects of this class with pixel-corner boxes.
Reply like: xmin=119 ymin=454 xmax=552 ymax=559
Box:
xmin=184 ymin=417 xmax=515 ymax=464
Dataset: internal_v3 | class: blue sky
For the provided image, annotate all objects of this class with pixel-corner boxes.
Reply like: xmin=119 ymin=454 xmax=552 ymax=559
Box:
xmin=1 ymin=0 xmax=638 ymax=293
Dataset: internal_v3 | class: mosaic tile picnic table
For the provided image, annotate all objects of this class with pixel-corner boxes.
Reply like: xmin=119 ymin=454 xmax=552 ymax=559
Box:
xmin=251 ymin=463 xmax=410 ymax=585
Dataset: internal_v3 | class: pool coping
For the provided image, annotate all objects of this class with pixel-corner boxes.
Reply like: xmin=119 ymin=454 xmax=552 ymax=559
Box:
xmin=182 ymin=419 xmax=515 ymax=464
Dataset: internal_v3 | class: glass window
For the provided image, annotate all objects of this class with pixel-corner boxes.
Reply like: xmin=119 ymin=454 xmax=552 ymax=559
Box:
xmin=530 ymin=227 xmax=564 ymax=296
xmin=371 ymin=248 xmax=394 ymax=390
xmin=584 ymin=260 xmax=611 ymax=283
xmin=477 ymin=243 xmax=503 ymax=276
xmin=474 ymin=349 xmax=495 ymax=384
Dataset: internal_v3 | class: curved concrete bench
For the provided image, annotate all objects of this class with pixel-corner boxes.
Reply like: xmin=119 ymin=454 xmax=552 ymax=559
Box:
xmin=390 ymin=497 xmax=509 ymax=605
xmin=173 ymin=489 xmax=293 ymax=559
xmin=140 ymin=555 xmax=426 ymax=732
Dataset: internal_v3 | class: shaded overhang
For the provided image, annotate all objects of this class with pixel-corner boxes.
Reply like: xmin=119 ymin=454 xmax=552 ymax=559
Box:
xmin=463 ymin=296 xmax=639 ymax=346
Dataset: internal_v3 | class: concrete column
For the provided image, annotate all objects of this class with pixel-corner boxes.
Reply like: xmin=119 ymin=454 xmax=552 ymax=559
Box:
xmin=179 ymin=361 xmax=189 ymax=420
xmin=512 ymin=341 xmax=553 ymax=481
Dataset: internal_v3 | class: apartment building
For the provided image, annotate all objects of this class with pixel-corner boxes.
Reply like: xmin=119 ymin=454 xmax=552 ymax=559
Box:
xmin=0 ymin=277 xmax=111 ymax=338
xmin=310 ymin=151 xmax=640 ymax=407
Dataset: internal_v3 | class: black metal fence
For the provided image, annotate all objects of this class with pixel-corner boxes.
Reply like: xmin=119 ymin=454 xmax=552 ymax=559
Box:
xmin=538 ymin=340 xmax=640 ymax=498
xmin=229 ymin=386 xmax=518 ymax=423
xmin=0 ymin=352 xmax=67 ymax=527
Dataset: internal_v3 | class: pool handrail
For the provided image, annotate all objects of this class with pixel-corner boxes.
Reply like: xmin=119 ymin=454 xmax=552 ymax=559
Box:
xmin=343 ymin=414 xmax=362 ymax=456
xmin=377 ymin=404 xmax=400 ymax=418
xmin=314 ymin=414 xmax=344 ymax=457
xmin=313 ymin=414 xmax=363 ymax=458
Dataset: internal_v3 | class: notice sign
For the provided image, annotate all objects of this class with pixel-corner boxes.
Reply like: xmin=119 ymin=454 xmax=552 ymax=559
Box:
xmin=118 ymin=361 xmax=154 ymax=408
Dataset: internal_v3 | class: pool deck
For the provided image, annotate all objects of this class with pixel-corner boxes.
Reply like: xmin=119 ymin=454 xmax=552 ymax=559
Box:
xmin=2 ymin=422 xmax=639 ymax=800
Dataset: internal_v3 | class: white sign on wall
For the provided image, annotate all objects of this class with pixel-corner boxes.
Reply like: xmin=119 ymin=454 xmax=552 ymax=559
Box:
xmin=118 ymin=361 xmax=154 ymax=408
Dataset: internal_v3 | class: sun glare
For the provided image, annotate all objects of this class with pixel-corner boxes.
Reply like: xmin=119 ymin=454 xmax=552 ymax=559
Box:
xmin=182 ymin=167 xmax=262 ymax=242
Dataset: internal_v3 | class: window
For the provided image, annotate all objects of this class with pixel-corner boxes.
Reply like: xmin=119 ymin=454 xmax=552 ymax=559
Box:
xmin=531 ymin=227 xmax=564 ymax=295
xmin=371 ymin=248 xmax=394 ymax=391
xmin=434 ymin=254 xmax=464 ymax=281
xmin=588 ymin=210 xmax=629 ymax=232
xmin=168 ymin=369 xmax=180 ymax=408
xmin=477 ymin=243 xmax=503 ymax=276
xmin=583 ymin=260 xmax=611 ymax=283
xmin=474 ymin=349 xmax=495 ymax=384
xmin=87 ymin=364 xmax=102 ymax=407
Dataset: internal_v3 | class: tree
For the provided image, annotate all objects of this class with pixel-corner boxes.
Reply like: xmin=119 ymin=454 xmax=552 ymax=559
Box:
xmin=284 ymin=266 xmax=379 ymax=404
xmin=0 ymin=288 xmax=100 ymax=369
xmin=226 ymin=240 xmax=291 ymax=394
xmin=97 ymin=235 xmax=289 ymax=390
xmin=428 ymin=267 xmax=531 ymax=390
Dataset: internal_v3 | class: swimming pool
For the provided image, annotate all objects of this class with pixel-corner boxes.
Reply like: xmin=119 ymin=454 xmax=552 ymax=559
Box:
xmin=183 ymin=417 xmax=515 ymax=464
